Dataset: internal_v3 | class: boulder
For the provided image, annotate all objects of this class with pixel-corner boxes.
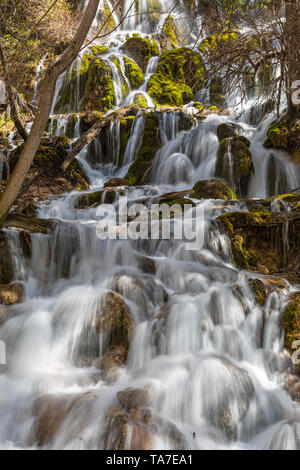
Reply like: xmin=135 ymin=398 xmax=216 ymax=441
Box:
xmin=215 ymin=136 xmax=253 ymax=197
xmin=217 ymin=123 xmax=241 ymax=142
xmin=192 ymin=179 xmax=236 ymax=200
xmin=104 ymin=178 xmax=129 ymax=188
xmin=122 ymin=37 xmax=159 ymax=72
xmin=0 ymin=282 xmax=24 ymax=306
xmin=96 ymin=291 xmax=134 ymax=374
xmin=123 ymin=57 xmax=145 ymax=88
xmin=147 ymin=48 xmax=206 ymax=107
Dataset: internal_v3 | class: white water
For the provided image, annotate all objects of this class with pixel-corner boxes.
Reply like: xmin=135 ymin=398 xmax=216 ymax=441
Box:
xmin=1 ymin=0 xmax=300 ymax=451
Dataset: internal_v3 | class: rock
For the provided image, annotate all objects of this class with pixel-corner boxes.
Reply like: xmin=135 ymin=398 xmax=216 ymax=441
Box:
xmin=135 ymin=255 xmax=156 ymax=275
xmin=33 ymin=392 xmax=95 ymax=447
xmin=0 ymin=231 xmax=13 ymax=285
xmin=117 ymin=388 xmax=151 ymax=412
xmin=125 ymin=113 xmax=161 ymax=185
xmin=123 ymin=57 xmax=145 ymax=88
xmin=217 ymin=209 xmax=300 ymax=275
xmin=53 ymin=46 xmax=118 ymax=114
xmin=75 ymin=188 xmax=116 ymax=208
xmin=147 ymin=48 xmax=206 ymax=106
xmin=264 ymin=118 xmax=300 ymax=165
xmin=282 ymin=293 xmax=300 ymax=358
xmin=103 ymin=404 xmax=153 ymax=450
xmin=0 ymin=282 xmax=24 ymax=306
xmin=192 ymin=179 xmax=237 ymax=200
xmin=162 ymin=16 xmax=179 ymax=48
xmin=132 ymin=93 xmax=149 ymax=109
xmin=158 ymin=191 xmax=195 ymax=208
xmin=104 ymin=178 xmax=129 ymax=188
xmin=217 ymin=123 xmax=241 ymax=142
xmin=215 ymin=136 xmax=253 ymax=197
xmin=122 ymin=37 xmax=159 ymax=72
xmin=96 ymin=291 xmax=134 ymax=373
xmin=249 ymin=277 xmax=289 ymax=306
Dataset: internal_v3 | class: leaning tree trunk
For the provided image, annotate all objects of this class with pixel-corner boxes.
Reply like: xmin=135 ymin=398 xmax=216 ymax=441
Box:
xmin=0 ymin=0 xmax=100 ymax=225
xmin=285 ymin=0 xmax=300 ymax=119
xmin=0 ymin=40 xmax=28 ymax=142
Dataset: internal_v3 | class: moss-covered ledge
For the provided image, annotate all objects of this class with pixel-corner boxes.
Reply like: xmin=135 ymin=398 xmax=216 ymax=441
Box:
xmin=217 ymin=209 xmax=300 ymax=275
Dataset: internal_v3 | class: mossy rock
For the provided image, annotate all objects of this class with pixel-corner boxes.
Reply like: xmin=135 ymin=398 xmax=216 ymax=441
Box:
xmin=104 ymin=178 xmax=129 ymax=188
xmin=282 ymin=294 xmax=300 ymax=361
xmin=217 ymin=123 xmax=241 ymax=142
xmin=0 ymin=231 xmax=13 ymax=285
xmin=162 ymin=16 xmax=179 ymax=48
xmin=264 ymin=119 xmax=300 ymax=166
xmin=54 ymin=46 xmax=109 ymax=114
xmin=123 ymin=57 xmax=145 ymax=88
xmin=192 ymin=179 xmax=237 ymax=200
xmin=125 ymin=113 xmax=160 ymax=185
xmin=147 ymin=48 xmax=206 ymax=107
xmin=96 ymin=0 xmax=116 ymax=36
xmin=133 ymin=93 xmax=148 ymax=108
xmin=217 ymin=209 xmax=300 ymax=275
xmin=215 ymin=136 xmax=253 ymax=197
xmin=158 ymin=191 xmax=196 ymax=208
xmin=82 ymin=57 xmax=117 ymax=112
xmin=76 ymin=189 xmax=117 ymax=209
xmin=122 ymin=37 xmax=159 ymax=72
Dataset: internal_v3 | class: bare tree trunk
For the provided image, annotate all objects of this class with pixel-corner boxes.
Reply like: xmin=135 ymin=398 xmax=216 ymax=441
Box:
xmin=0 ymin=0 xmax=100 ymax=224
xmin=285 ymin=0 xmax=300 ymax=119
xmin=0 ymin=40 xmax=28 ymax=142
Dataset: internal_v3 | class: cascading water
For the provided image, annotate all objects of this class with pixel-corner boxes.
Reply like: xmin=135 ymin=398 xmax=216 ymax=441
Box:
xmin=1 ymin=0 xmax=300 ymax=451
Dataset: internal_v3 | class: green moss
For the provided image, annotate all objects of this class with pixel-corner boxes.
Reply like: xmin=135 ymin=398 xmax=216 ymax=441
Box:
xmin=282 ymin=296 xmax=300 ymax=351
xmin=249 ymin=279 xmax=267 ymax=306
xmin=123 ymin=56 xmax=145 ymax=88
xmin=199 ymin=32 xmax=238 ymax=54
xmin=133 ymin=93 xmax=148 ymax=108
xmin=125 ymin=113 xmax=160 ymax=185
xmin=122 ymin=37 xmax=159 ymax=72
xmin=82 ymin=57 xmax=116 ymax=112
xmin=162 ymin=16 xmax=179 ymax=48
xmin=119 ymin=116 xmax=135 ymax=167
xmin=110 ymin=56 xmax=130 ymax=98
xmin=193 ymin=102 xmax=203 ymax=111
xmin=192 ymin=179 xmax=237 ymax=200
xmin=97 ymin=0 xmax=115 ymax=35
xmin=54 ymin=45 xmax=110 ymax=113
xmin=264 ymin=121 xmax=289 ymax=149
xmin=76 ymin=188 xmax=116 ymax=208
xmin=216 ymin=136 xmax=253 ymax=197
xmin=147 ymin=48 xmax=206 ymax=106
